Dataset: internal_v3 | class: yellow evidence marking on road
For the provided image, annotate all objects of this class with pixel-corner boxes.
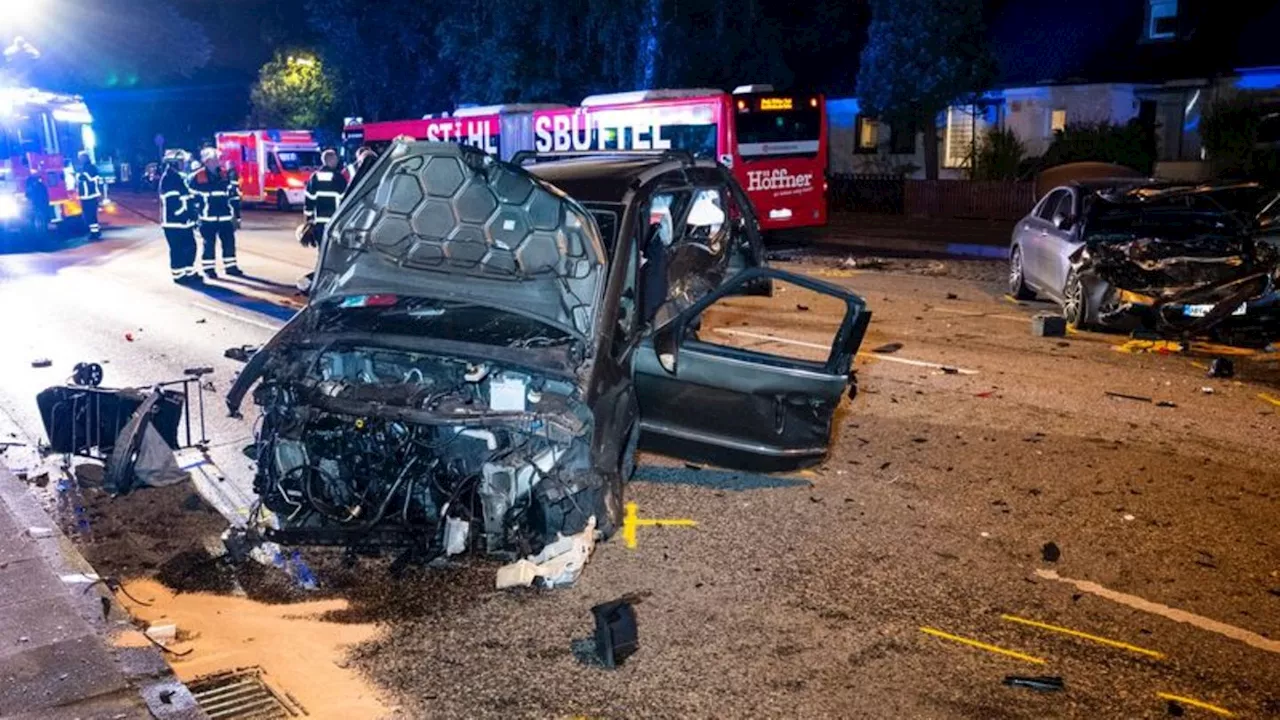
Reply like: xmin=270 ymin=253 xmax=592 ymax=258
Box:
xmin=621 ymin=502 xmax=697 ymax=549
xmin=1257 ymin=392 xmax=1280 ymax=408
xmin=918 ymin=627 xmax=1047 ymax=664
xmin=1155 ymin=692 xmax=1237 ymax=717
xmin=1113 ymin=339 xmax=1185 ymax=354
xmin=1000 ymin=614 xmax=1165 ymax=659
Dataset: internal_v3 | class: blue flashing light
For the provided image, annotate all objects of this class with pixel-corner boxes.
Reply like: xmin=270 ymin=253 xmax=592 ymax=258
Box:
xmin=1235 ymin=70 xmax=1280 ymax=91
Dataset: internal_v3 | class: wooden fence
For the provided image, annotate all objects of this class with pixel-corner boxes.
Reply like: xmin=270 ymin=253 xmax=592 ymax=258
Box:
xmin=904 ymin=180 xmax=1036 ymax=221
xmin=829 ymin=174 xmax=1036 ymax=221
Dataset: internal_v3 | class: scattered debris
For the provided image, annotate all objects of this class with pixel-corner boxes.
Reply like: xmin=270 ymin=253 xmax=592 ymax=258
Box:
xmin=495 ymin=516 xmax=597 ymax=589
xmin=144 ymin=623 xmax=177 ymax=646
xmin=1003 ymin=676 xmax=1065 ymax=692
xmin=26 ymin=526 xmax=54 ymax=539
xmin=1207 ymin=358 xmax=1235 ymax=378
xmin=796 ymin=304 xmax=810 ymax=311
xmin=443 ymin=517 xmax=469 ymax=556
xmin=1123 ymin=513 xmax=1136 ymax=522
xmin=975 ymin=391 xmax=995 ymax=399
xmin=124 ymin=333 xmax=135 ymax=342
xmin=1105 ymin=391 xmax=1177 ymax=408
xmin=980 ymin=531 xmax=991 ymax=539
xmin=1201 ymin=387 xmax=1215 ymax=395
xmin=30 ymin=358 xmax=52 ymax=368
xmin=1031 ymin=314 xmax=1067 ymax=337
xmin=1114 ymin=339 xmax=1184 ymax=355
xmin=72 ymin=362 xmax=104 ymax=387
xmin=587 ymin=597 xmax=639 ymax=668
xmin=195 ymin=318 xmax=207 ymax=324
xmin=941 ymin=366 xmax=960 ymax=375
xmin=1042 ymin=542 xmax=1061 ymax=563
xmin=183 ymin=366 xmax=214 ymax=377
xmin=224 ymin=345 xmax=258 ymax=362
xmin=1166 ymin=700 xmax=1185 ymax=717
xmin=1106 ymin=391 xmax=1154 ymax=403
xmin=872 ymin=342 xmax=903 ymax=354
xmin=946 ymin=293 xmax=958 ymax=300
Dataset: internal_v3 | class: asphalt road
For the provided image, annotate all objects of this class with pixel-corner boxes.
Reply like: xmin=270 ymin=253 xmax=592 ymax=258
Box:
xmin=1 ymin=201 xmax=1278 ymax=719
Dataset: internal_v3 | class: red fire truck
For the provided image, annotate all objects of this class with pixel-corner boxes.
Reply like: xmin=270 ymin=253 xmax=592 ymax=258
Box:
xmin=216 ymin=130 xmax=322 ymax=210
xmin=341 ymin=87 xmax=828 ymax=232
xmin=0 ymin=86 xmax=94 ymax=232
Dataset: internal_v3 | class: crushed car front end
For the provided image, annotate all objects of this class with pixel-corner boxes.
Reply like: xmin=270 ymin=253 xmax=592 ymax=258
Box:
xmin=228 ymin=142 xmax=615 ymax=558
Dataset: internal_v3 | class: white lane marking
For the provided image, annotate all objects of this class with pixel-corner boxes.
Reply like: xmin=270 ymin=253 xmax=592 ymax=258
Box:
xmin=1036 ymin=569 xmax=1280 ymax=655
xmin=191 ymin=301 xmax=283 ymax=332
xmin=930 ymin=307 xmax=1029 ymax=323
xmin=712 ymin=327 xmax=980 ymax=375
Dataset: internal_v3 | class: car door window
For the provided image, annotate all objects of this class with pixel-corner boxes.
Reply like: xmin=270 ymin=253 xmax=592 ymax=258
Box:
xmin=1036 ymin=190 xmax=1066 ymax=221
xmin=633 ymin=268 xmax=870 ymax=472
xmin=268 ymin=154 xmax=280 ymax=173
xmin=1052 ymin=191 xmax=1074 ymax=224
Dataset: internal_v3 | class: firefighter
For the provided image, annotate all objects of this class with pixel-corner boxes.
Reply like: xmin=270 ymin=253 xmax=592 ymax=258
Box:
xmin=75 ymin=152 xmax=104 ymax=239
xmin=190 ymin=147 xmax=242 ymax=278
xmin=296 ymin=149 xmax=347 ymax=294
xmin=346 ymin=145 xmax=378 ymax=190
xmin=225 ymin=161 xmax=243 ymax=229
xmin=303 ymin=148 xmax=347 ymax=240
xmin=159 ymin=150 xmax=201 ymax=285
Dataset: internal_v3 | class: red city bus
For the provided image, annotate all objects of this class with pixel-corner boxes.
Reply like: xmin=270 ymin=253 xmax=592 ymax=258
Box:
xmin=340 ymin=87 xmax=828 ymax=232
xmin=0 ymin=86 xmax=94 ymax=232
xmin=530 ymin=87 xmax=827 ymax=231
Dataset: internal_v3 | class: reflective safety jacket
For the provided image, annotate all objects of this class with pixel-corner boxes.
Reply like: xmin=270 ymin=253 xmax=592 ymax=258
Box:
xmin=159 ymin=166 xmax=195 ymax=229
xmin=76 ymin=167 xmax=104 ymax=201
xmin=227 ymin=169 xmax=242 ymax=219
xmin=189 ymin=167 xmax=235 ymax=223
xmin=304 ymin=168 xmax=348 ymax=223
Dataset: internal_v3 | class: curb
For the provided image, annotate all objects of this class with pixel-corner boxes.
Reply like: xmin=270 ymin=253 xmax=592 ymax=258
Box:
xmin=0 ymin=461 xmax=207 ymax=718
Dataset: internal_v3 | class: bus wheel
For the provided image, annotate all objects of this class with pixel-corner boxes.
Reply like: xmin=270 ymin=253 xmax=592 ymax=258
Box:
xmin=276 ymin=191 xmax=291 ymax=212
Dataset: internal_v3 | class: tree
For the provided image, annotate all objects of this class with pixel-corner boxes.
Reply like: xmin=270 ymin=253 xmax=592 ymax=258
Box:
xmin=1200 ymin=95 xmax=1280 ymax=180
xmin=856 ymin=0 xmax=995 ymax=179
xmin=249 ymin=51 xmax=336 ymax=129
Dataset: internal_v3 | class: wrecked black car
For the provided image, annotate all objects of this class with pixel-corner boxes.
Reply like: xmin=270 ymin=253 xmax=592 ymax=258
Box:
xmin=1010 ymin=180 xmax=1280 ymax=344
xmin=227 ymin=143 xmax=869 ymax=559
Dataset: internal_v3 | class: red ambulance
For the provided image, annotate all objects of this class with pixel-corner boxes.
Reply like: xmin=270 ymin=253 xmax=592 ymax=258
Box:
xmin=215 ymin=130 xmax=322 ymax=210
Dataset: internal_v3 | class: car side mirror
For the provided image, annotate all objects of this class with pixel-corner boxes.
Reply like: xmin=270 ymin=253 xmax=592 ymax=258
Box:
xmin=653 ymin=324 xmax=680 ymax=375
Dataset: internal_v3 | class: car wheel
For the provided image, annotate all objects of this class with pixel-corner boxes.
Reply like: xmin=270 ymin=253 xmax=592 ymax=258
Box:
xmin=1062 ymin=268 xmax=1089 ymax=329
xmin=276 ymin=191 xmax=290 ymax=212
xmin=1009 ymin=246 xmax=1034 ymax=300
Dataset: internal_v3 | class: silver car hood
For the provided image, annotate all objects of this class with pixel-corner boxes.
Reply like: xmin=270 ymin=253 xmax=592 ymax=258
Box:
xmin=312 ymin=142 xmax=607 ymax=339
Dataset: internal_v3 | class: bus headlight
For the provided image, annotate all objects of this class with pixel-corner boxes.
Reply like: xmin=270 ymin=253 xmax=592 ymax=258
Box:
xmin=0 ymin=194 xmax=21 ymax=220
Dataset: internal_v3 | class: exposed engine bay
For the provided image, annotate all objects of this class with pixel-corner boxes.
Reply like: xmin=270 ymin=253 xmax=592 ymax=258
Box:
xmin=249 ymin=343 xmax=604 ymax=559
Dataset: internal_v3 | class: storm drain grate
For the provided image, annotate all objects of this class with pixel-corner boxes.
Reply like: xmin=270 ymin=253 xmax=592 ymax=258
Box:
xmin=187 ymin=666 xmax=307 ymax=719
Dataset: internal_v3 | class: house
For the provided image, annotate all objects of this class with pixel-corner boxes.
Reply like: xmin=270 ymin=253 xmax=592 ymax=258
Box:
xmin=828 ymin=0 xmax=1280 ymax=180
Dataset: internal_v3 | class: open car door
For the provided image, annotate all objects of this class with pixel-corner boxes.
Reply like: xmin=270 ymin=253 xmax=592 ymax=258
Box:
xmin=633 ymin=267 xmax=870 ymax=472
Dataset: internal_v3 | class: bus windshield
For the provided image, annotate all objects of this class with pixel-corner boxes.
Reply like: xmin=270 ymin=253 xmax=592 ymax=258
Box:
xmin=735 ymin=107 xmax=822 ymax=157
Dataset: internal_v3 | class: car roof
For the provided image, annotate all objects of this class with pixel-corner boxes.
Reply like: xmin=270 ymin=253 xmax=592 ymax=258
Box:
xmin=524 ymin=155 xmax=717 ymax=204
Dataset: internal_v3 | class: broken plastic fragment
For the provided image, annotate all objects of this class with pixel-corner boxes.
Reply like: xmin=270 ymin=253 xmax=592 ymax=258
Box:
xmin=496 ymin=516 xmax=596 ymax=589
xmin=443 ymin=516 xmax=469 ymax=556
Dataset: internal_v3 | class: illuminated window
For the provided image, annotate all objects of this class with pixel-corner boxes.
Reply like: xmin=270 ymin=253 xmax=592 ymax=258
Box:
xmin=855 ymin=116 xmax=878 ymax=153
xmin=944 ymin=106 xmax=976 ymax=168
xmin=1147 ymin=0 xmax=1177 ymax=40
xmin=1051 ymin=109 xmax=1067 ymax=133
